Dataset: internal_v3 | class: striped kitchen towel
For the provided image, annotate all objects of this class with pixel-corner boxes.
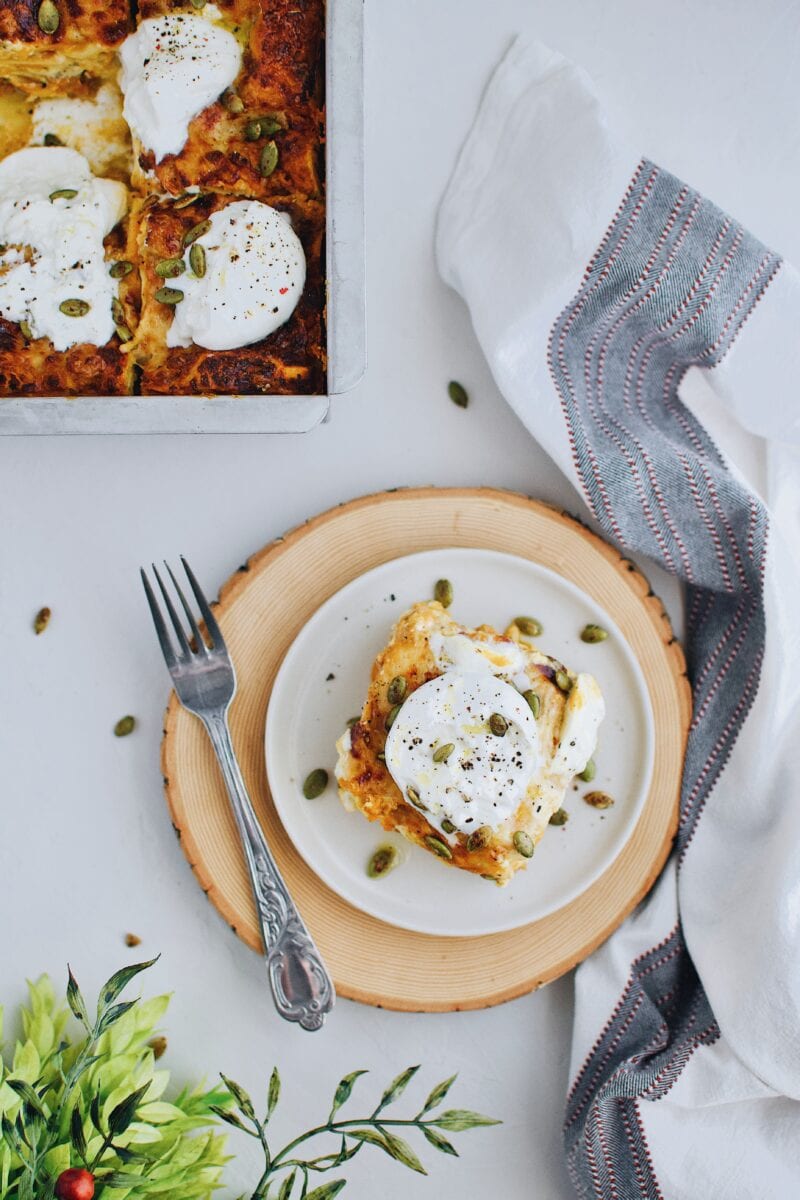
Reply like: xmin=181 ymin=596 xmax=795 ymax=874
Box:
xmin=437 ymin=38 xmax=800 ymax=1200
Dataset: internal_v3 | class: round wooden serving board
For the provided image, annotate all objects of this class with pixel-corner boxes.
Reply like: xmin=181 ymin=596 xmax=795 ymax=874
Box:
xmin=162 ymin=488 xmax=690 ymax=1012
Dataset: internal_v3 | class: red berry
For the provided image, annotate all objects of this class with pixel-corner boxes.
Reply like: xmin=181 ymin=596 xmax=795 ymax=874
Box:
xmin=55 ymin=1168 xmax=95 ymax=1200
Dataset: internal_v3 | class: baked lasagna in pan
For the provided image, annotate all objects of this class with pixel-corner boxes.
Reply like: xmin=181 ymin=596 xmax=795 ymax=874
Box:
xmin=0 ymin=0 xmax=326 ymax=397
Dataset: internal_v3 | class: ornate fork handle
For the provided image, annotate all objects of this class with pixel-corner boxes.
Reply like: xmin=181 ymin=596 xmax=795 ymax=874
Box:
xmin=203 ymin=711 xmax=335 ymax=1031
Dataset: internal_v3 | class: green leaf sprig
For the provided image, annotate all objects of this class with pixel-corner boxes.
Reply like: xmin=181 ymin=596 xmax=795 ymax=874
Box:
xmin=214 ymin=1061 xmax=500 ymax=1199
xmin=0 ymin=959 xmax=228 ymax=1199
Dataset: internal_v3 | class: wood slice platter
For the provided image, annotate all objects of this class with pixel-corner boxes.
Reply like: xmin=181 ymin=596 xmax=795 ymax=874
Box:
xmin=162 ymin=488 xmax=690 ymax=1012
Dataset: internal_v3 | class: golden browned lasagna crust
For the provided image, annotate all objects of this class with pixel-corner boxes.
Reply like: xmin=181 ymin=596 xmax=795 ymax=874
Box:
xmin=0 ymin=0 xmax=131 ymax=95
xmin=134 ymin=193 xmax=325 ymax=396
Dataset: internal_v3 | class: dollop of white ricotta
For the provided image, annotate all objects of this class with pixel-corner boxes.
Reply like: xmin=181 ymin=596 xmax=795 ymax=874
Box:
xmin=31 ymin=85 xmax=130 ymax=177
xmin=385 ymin=671 xmax=541 ymax=835
xmin=429 ymin=631 xmax=527 ymax=677
xmin=119 ymin=11 xmax=242 ymax=161
xmin=0 ymin=147 xmax=128 ymax=350
xmin=550 ymin=674 xmax=606 ymax=783
xmin=166 ymin=200 xmax=306 ymax=351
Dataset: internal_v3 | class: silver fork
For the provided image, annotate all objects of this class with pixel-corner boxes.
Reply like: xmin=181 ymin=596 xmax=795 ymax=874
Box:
xmin=141 ymin=557 xmax=335 ymax=1031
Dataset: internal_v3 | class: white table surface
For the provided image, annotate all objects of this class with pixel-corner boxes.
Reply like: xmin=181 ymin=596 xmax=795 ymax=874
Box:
xmin=2 ymin=2 xmax=797 ymax=1196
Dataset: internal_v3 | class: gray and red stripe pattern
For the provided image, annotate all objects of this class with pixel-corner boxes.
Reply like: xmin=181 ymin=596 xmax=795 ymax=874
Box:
xmin=547 ymin=159 xmax=779 ymax=1198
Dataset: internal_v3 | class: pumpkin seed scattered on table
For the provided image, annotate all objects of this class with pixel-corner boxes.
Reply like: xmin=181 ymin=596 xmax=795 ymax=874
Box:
xmin=33 ymin=606 xmax=51 ymax=635
xmin=114 ymin=715 xmax=136 ymax=738
xmin=302 ymin=767 xmax=328 ymax=799
xmin=447 ymin=380 xmax=468 ymax=408
xmin=367 ymin=844 xmax=399 ymax=879
xmin=581 ymin=623 xmax=609 ymax=644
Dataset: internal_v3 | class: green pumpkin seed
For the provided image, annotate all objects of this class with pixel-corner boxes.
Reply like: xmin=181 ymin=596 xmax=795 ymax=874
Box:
xmin=522 ymin=689 xmax=541 ymax=718
xmin=111 ymin=297 xmax=125 ymax=325
xmin=302 ymin=768 xmax=328 ymax=799
xmin=367 ymin=844 xmax=399 ymax=879
xmin=259 ymin=140 xmax=279 ymax=177
xmin=489 ymin=712 xmax=508 ymax=737
xmin=466 ymin=825 xmax=492 ymax=852
xmin=189 ymin=242 xmax=206 ymax=278
xmin=447 ymin=380 xmax=468 ymax=408
xmin=579 ymin=758 xmax=596 ymax=783
xmin=513 ymin=830 xmax=535 ymax=858
xmin=109 ymin=259 xmax=134 ymax=279
xmin=221 ymin=90 xmax=244 ymax=114
xmin=514 ymin=616 xmax=543 ymax=638
xmin=481 ymin=873 xmax=499 ymax=883
xmin=441 ymin=819 xmax=456 ymax=834
xmin=385 ymin=704 xmax=401 ymax=731
xmin=434 ymin=578 xmax=453 ymax=607
xmin=244 ymin=119 xmax=264 ymax=141
xmin=49 ymin=188 xmax=77 ymax=202
xmin=115 ymin=322 xmax=133 ymax=344
xmin=549 ymin=808 xmax=569 ymax=826
xmin=190 ymin=0 xmax=206 ymax=8
xmin=114 ymin=715 xmax=136 ymax=737
xmin=387 ymin=675 xmax=407 ymax=705
xmin=154 ymin=286 xmax=184 ymax=305
xmin=583 ymin=790 xmax=615 ymax=810
xmin=33 ymin=606 xmax=50 ymax=634
xmin=581 ymin=623 xmax=609 ymax=644
xmin=258 ymin=116 xmax=284 ymax=137
xmin=37 ymin=0 xmax=60 ymax=35
xmin=555 ymin=669 xmax=572 ymax=693
xmin=346 ymin=715 xmax=359 ymax=729
xmin=432 ymin=742 xmax=455 ymax=763
xmin=174 ymin=192 xmax=202 ymax=209
xmin=155 ymin=257 xmax=186 ymax=278
xmin=424 ymin=835 xmax=453 ymax=860
xmin=406 ymin=786 xmax=427 ymax=811
xmin=19 ymin=319 xmax=32 ymax=341
xmin=376 ymin=751 xmax=386 ymax=763
xmin=43 ymin=132 xmax=63 ymax=146
xmin=59 ymin=298 xmax=90 ymax=317
xmin=184 ymin=219 xmax=211 ymax=246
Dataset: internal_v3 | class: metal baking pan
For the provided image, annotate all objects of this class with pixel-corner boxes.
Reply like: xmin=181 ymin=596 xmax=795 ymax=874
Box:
xmin=0 ymin=0 xmax=365 ymax=435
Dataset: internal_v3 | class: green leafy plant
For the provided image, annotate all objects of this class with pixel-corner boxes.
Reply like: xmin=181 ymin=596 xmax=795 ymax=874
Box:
xmin=0 ymin=960 xmax=228 ymax=1199
xmin=214 ymin=1064 xmax=500 ymax=1199
xmin=0 ymin=961 xmax=500 ymax=1199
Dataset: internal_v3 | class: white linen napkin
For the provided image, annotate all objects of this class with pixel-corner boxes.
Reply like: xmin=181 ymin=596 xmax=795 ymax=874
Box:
xmin=437 ymin=37 xmax=800 ymax=1199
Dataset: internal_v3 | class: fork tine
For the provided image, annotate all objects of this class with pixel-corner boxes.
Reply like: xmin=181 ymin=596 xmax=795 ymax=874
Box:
xmin=152 ymin=564 xmax=191 ymax=659
xmin=165 ymin=561 xmax=206 ymax=651
xmin=181 ymin=556 xmax=226 ymax=650
xmin=140 ymin=568 xmax=179 ymax=670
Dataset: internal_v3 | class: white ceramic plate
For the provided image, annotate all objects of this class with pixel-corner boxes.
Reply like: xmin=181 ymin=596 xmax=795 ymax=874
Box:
xmin=265 ymin=548 xmax=655 ymax=937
